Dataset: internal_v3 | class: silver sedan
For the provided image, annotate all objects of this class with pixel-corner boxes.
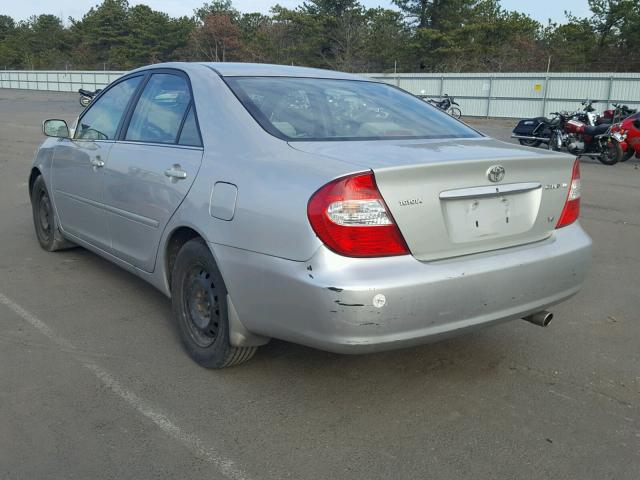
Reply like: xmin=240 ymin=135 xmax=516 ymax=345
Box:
xmin=30 ymin=63 xmax=591 ymax=368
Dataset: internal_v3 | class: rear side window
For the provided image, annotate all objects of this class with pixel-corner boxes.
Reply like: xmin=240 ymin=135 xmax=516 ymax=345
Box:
xmin=225 ymin=77 xmax=481 ymax=141
xmin=178 ymin=106 xmax=202 ymax=147
xmin=75 ymin=76 xmax=142 ymax=140
xmin=126 ymin=73 xmax=191 ymax=144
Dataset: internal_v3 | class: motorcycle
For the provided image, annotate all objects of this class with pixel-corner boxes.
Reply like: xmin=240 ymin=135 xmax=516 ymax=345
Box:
xmin=511 ymin=111 xmax=567 ymax=147
xmin=578 ymin=99 xmax=599 ymax=126
xmin=78 ymin=88 xmax=101 ymax=108
xmin=597 ymin=103 xmax=637 ymax=125
xmin=549 ymin=115 xmax=623 ymax=165
xmin=422 ymin=94 xmax=462 ymax=118
xmin=610 ymin=113 xmax=640 ymax=162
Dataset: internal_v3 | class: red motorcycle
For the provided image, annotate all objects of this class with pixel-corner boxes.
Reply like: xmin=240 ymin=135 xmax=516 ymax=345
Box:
xmin=597 ymin=103 xmax=637 ymax=125
xmin=610 ymin=113 xmax=640 ymax=162
xmin=550 ymin=117 xmax=623 ymax=165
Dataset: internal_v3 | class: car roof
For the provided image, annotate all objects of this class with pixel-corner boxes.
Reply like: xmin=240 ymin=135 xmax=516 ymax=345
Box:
xmin=131 ymin=62 xmax=367 ymax=80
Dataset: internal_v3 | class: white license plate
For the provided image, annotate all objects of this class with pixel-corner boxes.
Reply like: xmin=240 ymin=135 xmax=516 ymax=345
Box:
xmin=442 ymin=192 xmax=539 ymax=243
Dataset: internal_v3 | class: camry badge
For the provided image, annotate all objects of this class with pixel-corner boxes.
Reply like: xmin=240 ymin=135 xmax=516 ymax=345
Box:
xmin=487 ymin=165 xmax=505 ymax=183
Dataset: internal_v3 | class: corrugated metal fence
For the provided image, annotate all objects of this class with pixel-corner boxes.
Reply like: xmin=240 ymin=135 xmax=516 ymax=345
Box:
xmin=364 ymin=72 xmax=640 ymax=118
xmin=0 ymin=70 xmax=125 ymax=93
xmin=2 ymin=69 xmax=640 ymax=119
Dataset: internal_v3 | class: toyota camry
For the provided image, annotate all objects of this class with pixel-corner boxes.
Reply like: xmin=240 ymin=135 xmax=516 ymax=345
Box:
xmin=30 ymin=63 xmax=592 ymax=368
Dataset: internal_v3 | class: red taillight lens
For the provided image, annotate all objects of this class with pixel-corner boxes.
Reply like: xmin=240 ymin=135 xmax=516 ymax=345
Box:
xmin=556 ymin=159 xmax=581 ymax=228
xmin=307 ymin=172 xmax=409 ymax=257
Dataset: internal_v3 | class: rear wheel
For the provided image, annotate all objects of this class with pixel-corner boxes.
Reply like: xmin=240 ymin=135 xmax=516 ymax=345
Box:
xmin=79 ymin=96 xmax=91 ymax=108
xmin=598 ymin=139 xmax=622 ymax=165
xmin=171 ymin=238 xmax=257 ymax=368
xmin=518 ymin=139 xmax=542 ymax=148
xmin=31 ymin=175 xmax=75 ymax=252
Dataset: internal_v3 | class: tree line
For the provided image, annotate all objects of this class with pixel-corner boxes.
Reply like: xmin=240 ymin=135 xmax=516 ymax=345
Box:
xmin=0 ymin=0 xmax=639 ymax=73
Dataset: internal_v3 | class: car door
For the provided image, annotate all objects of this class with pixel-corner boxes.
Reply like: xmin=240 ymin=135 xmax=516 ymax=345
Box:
xmin=103 ymin=71 xmax=204 ymax=272
xmin=51 ymin=75 xmax=143 ymax=251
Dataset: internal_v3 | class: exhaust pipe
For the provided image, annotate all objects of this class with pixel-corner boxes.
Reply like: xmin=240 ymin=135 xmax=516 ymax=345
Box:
xmin=523 ymin=311 xmax=553 ymax=327
xmin=510 ymin=134 xmax=547 ymax=141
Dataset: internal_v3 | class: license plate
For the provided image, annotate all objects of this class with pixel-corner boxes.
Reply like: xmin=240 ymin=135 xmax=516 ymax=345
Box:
xmin=442 ymin=192 xmax=539 ymax=243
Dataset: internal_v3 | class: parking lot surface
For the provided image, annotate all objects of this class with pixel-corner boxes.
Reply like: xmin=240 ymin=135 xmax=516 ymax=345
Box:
xmin=1 ymin=89 xmax=639 ymax=479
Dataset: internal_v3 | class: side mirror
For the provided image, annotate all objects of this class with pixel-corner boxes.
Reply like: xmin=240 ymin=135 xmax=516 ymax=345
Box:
xmin=42 ymin=119 xmax=70 ymax=138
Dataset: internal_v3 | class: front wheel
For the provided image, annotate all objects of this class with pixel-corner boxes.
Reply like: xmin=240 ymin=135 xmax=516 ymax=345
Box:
xmin=620 ymin=148 xmax=635 ymax=162
xmin=171 ymin=238 xmax=257 ymax=368
xmin=79 ymin=96 xmax=91 ymax=108
xmin=598 ymin=139 xmax=622 ymax=165
xmin=449 ymin=107 xmax=462 ymax=119
xmin=31 ymin=176 xmax=75 ymax=251
xmin=547 ymin=131 xmax=563 ymax=151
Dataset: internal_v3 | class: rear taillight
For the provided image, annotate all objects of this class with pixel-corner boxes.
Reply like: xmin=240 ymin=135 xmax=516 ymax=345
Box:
xmin=556 ymin=159 xmax=581 ymax=228
xmin=307 ymin=172 xmax=409 ymax=257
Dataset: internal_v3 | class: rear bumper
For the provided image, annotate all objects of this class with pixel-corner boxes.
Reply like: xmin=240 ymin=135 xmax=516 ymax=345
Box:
xmin=213 ymin=223 xmax=591 ymax=354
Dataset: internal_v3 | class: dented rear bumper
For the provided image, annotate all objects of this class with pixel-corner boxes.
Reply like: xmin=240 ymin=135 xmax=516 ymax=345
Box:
xmin=213 ymin=222 xmax=591 ymax=354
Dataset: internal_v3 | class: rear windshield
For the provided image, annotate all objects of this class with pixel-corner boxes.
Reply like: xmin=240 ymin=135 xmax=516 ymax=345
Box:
xmin=225 ymin=77 xmax=481 ymax=141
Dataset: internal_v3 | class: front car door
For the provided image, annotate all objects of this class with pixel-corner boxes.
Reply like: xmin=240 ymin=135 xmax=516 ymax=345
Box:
xmin=103 ymin=71 xmax=203 ymax=272
xmin=51 ymin=75 xmax=143 ymax=251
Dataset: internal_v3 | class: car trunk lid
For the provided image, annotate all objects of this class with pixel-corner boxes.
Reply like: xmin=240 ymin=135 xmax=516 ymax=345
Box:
xmin=291 ymin=137 xmax=575 ymax=261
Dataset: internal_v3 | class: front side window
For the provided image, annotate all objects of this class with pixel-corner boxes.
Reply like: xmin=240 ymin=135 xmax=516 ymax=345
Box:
xmin=75 ymin=76 xmax=142 ymax=140
xmin=126 ymin=73 xmax=191 ymax=144
xmin=225 ymin=77 xmax=481 ymax=141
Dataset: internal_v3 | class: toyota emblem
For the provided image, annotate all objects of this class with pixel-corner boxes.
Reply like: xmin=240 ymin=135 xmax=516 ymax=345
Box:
xmin=487 ymin=165 xmax=505 ymax=183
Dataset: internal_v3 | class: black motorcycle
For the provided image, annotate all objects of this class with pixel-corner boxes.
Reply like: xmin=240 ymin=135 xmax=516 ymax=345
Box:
xmin=511 ymin=112 xmax=566 ymax=147
xmin=422 ymin=94 xmax=462 ymax=118
xmin=79 ymin=88 xmax=102 ymax=108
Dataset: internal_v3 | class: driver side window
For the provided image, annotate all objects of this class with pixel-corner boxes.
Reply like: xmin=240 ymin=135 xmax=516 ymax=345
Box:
xmin=75 ymin=76 xmax=142 ymax=140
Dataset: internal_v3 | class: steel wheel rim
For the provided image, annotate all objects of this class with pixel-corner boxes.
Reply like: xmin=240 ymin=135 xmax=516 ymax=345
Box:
xmin=183 ymin=264 xmax=220 ymax=348
xmin=37 ymin=191 xmax=52 ymax=242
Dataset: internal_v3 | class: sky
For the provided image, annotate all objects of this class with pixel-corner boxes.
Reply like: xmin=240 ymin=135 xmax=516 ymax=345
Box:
xmin=4 ymin=0 xmax=592 ymax=25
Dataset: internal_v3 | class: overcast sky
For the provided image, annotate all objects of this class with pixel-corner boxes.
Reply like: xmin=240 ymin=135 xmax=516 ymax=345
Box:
xmin=4 ymin=0 xmax=592 ymax=25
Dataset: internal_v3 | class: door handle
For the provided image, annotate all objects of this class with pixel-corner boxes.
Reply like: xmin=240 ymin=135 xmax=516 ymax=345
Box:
xmin=164 ymin=165 xmax=187 ymax=181
xmin=90 ymin=158 xmax=104 ymax=168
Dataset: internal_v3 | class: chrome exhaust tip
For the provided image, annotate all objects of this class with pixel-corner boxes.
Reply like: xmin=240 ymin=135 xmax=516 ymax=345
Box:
xmin=523 ymin=311 xmax=553 ymax=327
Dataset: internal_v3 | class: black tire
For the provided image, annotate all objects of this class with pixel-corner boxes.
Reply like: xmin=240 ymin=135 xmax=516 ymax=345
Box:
xmin=519 ymin=139 xmax=542 ymax=148
xmin=449 ymin=107 xmax=462 ymax=119
xmin=79 ymin=96 xmax=91 ymax=108
xmin=31 ymin=175 xmax=75 ymax=252
xmin=171 ymin=238 xmax=257 ymax=368
xmin=598 ymin=139 xmax=622 ymax=165
xmin=620 ymin=148 xmax=634 ymax=162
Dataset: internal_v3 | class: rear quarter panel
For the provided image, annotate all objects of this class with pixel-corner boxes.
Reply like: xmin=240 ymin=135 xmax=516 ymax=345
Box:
xmin=164 ymin=66 xmax=362 ymax=263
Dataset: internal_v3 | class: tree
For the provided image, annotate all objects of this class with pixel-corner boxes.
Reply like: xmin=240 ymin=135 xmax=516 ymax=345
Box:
xmin=70 ymin=0 xmax=130 ymax=68
xmin=190 ymin=13 xmax=243 ymax=62
xmin=0 ymin=15 xmax=15 ymax=42
xmin=1 ymin=0 xmax=640 ymax=72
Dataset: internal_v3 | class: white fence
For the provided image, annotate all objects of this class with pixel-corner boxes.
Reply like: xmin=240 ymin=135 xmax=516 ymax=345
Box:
xmin=0 ymin=70 xmax=125 ymax=92
xmin=365 ymin=72 xmax=640 ymax=118
xmin=3 ymin=69 xmax=640 ymax=118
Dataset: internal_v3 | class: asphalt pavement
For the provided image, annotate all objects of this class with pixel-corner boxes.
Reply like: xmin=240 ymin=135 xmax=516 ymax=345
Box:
xmin=1 ymin=89 xmax=639 ymax=479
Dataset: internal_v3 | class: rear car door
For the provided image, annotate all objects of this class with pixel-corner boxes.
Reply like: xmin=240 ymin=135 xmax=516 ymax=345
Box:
xmin=103 ymin=71 xmax=203 ymax=272
xmin=51 ymin=75 xmax=143 ymax=251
